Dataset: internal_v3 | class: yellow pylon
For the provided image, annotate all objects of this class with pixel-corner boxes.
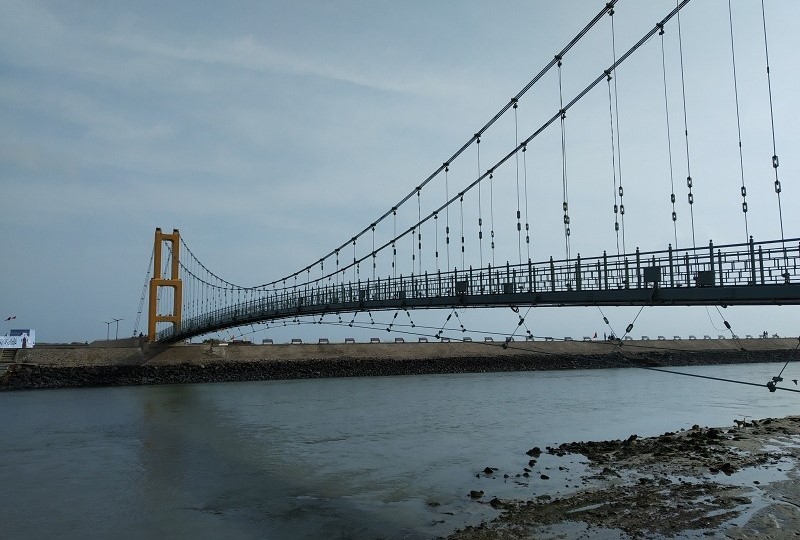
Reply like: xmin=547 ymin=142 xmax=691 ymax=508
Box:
xmin=147 ymin=228 xmax=182 ymax=341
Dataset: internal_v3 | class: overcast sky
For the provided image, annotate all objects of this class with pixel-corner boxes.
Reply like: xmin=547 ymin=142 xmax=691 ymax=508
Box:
xmin=2 ymin=0 xmax=799 ymax=343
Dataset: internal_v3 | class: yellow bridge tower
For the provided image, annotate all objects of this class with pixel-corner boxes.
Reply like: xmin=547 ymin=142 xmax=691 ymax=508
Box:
xmin=147 ymin=228 xmax=183 ymax=341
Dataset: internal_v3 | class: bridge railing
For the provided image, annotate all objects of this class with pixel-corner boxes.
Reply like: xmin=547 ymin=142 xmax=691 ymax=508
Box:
xmin=158 ymin=237 xmax=799 ymax=341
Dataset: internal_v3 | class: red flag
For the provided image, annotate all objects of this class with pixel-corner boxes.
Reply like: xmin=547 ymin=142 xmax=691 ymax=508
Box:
xmin=4 ymin=316 xmax=15 ymax=321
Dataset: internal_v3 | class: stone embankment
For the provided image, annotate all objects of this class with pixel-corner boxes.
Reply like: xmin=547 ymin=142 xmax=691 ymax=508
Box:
xmin=1 ymin=337 xmax=797 ymax=391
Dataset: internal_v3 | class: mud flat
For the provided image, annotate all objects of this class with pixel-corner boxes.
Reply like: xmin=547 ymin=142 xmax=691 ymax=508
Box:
xmin=1 ymin=337 xmax=798 ymax=391
xmin=448 ymin=416 xmax=800 ymax=539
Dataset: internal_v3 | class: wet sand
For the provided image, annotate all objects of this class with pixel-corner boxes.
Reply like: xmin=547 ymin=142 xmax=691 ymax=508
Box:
xmin=449 ymin=416 xmax=800 ymax=539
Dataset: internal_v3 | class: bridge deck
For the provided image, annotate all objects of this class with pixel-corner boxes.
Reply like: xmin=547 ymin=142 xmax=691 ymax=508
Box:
xmin=159 ymin=238 xmax=800 ymax=342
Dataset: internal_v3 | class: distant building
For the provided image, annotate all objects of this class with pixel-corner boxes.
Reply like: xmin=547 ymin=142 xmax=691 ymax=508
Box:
xmin=1 ymin=329 xmax=36 ymax=349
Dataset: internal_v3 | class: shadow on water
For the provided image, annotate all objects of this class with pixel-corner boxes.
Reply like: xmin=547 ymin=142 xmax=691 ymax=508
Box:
xmin=133 ymin=384 xmax=431 ymax=540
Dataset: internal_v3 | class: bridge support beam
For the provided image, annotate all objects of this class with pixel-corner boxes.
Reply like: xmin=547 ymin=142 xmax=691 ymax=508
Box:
xmin=147 ymin=228 xmax=182 ymax=341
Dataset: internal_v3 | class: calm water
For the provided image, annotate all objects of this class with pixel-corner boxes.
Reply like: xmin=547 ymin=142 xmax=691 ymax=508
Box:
xmin=1 ymin=362 xmax=798 ymax=539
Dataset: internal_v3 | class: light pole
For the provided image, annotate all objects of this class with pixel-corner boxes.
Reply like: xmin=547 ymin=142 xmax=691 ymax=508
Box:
xmin=111 ymin=318 xmax=123 ymax=340
xmin=104 ymin=321 xmax=112 ymax=341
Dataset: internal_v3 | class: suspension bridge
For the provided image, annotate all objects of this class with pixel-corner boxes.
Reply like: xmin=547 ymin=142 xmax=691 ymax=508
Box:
xmin=135 ymin=0 xmax=800 ymax=344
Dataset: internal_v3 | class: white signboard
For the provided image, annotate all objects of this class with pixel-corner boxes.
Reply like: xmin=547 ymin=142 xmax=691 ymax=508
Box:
xmin=1 ymin=329 xmax=35 ymax=349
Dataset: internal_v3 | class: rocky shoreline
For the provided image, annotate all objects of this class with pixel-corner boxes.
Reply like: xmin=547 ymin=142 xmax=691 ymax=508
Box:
xmin=448 ymin=416 xmax=800 ymax=539
xmin=1 ymin=346 xmax=797 ymax=391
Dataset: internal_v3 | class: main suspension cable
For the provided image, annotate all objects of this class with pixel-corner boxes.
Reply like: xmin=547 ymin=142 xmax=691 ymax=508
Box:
xmin=132 ymin=244 xmax=155 ymax=337
xmin=278 ymin=0 xmax=693 ymax=290
xmin=263 ymin=1 xmax=620 ymax=289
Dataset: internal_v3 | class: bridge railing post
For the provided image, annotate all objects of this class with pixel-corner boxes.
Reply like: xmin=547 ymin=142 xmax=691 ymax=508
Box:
xmin=576 ymin=254 xmax=582 ymax=291
xmin=651 ymin=255 xmax=658 ymax=288
xmin=668 ymin=244 xmax=674 ymax=288
xmin=624 ymin=257 xmax=629 ymax=290
xmin=550 ymin=257 xmax=556 ymax=292
xmin=528 ymin=259 xmax=533 ymax=293
xmin=512 ymin=267 xmax=517 ymax=294
xmin=469 ymin=266 xmax=474 ymax=296
xmin=718 ymin=249 xmax=723 ymax=287
xmin=749 ymin=236 xmax=756 ymax=285
xmin=603 ymin=251 xmax=608 ymax=290
xmin=758 ymin=246 xmax=764 ymax=285
xmin=596 ymin=260 xmax=601 ymax=291
xmin=685 ymin=253 xmax=691 ymax=287
xmin=635 ymin=248 xmax=641 ymax=289
xmin=708 ymin=240 xmax=714 ymax=277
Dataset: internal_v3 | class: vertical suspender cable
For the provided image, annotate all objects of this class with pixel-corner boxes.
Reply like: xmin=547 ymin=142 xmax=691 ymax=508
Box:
xmin=192 ymin=255 xmax=197 ymax=320
xmin=760 ymin=0 xmax=786 ymax=267
xmin=727 ymin=0 xmax=749 ymax=242
xmin=489 ymin=169 xmax=495 ymax=266
xmin=188 ymin=254 xmax=193 ymax=320
xmin=445 ymin=166 xmax=451 ymax=271
xmin=476 ymin=136 xmax=484 ymax=267
xmin=410 ymin=221 xmax=415 ymax=274
xmin=392 ymin=210 xmax=397 ymax=279
xmin=660 ymin=25 xmax=679 ymax=249
xmin=460 ymin=193 xmax=466 ymax=270
xmin=523 ymin=144 xmax=531 ymax=262
xmin=336 ymin=248 xmax=341 ymax=286
xmin=353 ymin=239 xmax=357 ymax=283
xmin=417 ymin=189 xmax=422 ymax=275
xmin=557 ymin=57 xmax=571 ymax=261
xmin=435 ymin=208 xmax=440 ymax=272
xmin=610 ymin=8 xmax=626 ymax=254
xmin=607 ymin=73 xmax=621 ymax=256
xmin=676 ymin=1 xmax=697 ymax=250
xmin=513 ymin=100 xmax=522 ymax=265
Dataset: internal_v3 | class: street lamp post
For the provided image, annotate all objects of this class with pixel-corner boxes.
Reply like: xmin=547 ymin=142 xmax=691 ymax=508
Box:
xmin=111 ymin=318 xmax=123 ymax=340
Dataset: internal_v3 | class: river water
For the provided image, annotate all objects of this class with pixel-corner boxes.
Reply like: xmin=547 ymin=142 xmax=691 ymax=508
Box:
xmin=1 ymin=362 xmax=798 ymax=539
